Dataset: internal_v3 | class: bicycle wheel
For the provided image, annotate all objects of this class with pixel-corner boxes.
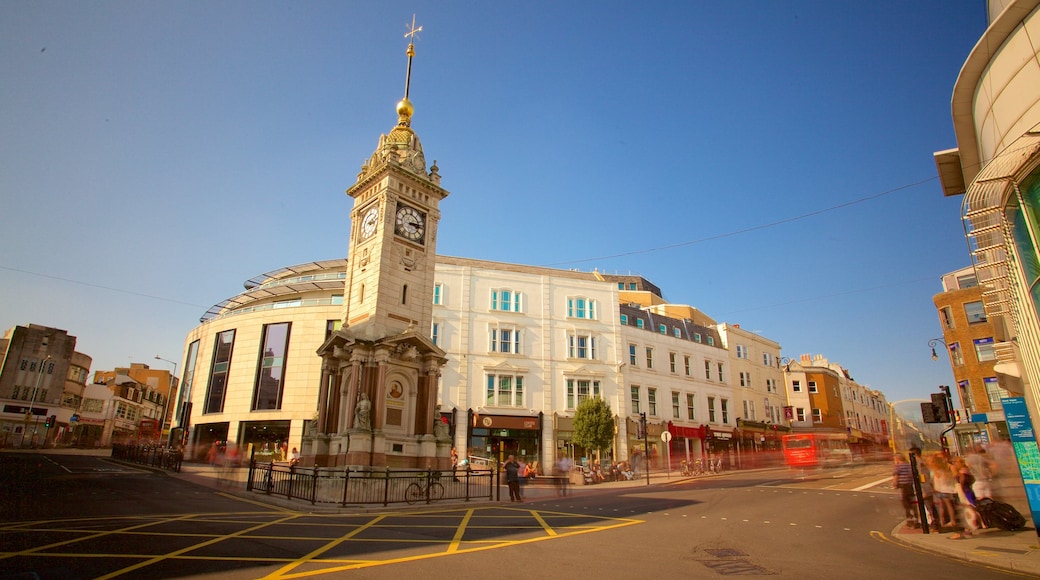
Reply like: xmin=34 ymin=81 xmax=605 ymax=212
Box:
xmin=429 ymin=482 xmax=444 ymax=501
xmin=405 ymin=482 xmax=424 ymax=505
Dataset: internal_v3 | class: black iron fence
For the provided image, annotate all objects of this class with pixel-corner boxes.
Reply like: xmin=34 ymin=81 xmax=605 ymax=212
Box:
xmin=111 ymin=444 xmax=183 ymax=473
xmin=246 ymin=461 xmax=497 ymax=507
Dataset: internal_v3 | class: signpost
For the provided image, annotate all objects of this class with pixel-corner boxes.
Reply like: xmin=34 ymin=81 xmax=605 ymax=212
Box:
xmin=662 ymin=431 xmax=673 ymax=477
xmin=1001 ymin=396 xmax=1040 ymax=537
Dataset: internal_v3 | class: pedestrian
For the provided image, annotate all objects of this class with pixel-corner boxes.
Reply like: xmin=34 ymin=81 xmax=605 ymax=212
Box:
xmin=965 ymin=447 xmax=997 ymax=500
xmin=290 ymin=447 xmax=300 ymax=467
xmin=928 ymin=453 xmax=958 ymax=530
xmin=892 ymin=453 xmax=918 ymax=528
xmin=950 ymin=456 xmax=983 ymax=539
xmin=910 ymin=448 xmax=937 ymax=528
xmin=504 ymin=455 xmax=522 ymax=502
xmin=451 ymin=447 xmax=460 ymax=482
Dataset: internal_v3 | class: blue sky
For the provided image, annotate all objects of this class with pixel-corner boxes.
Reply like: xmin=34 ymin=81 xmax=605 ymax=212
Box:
xmin=1 ymin=1 xmax=987 ymax=404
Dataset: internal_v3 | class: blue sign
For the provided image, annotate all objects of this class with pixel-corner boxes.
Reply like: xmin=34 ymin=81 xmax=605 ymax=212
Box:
xmin=1000 ymin=396 xmax=1040 ymax=531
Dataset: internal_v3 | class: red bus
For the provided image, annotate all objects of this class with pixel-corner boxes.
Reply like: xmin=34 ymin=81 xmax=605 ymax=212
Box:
xmin=782 ymin=433 xmax=852 ymax=468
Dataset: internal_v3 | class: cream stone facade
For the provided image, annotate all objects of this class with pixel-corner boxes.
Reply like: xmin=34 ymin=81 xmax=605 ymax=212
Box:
xmin=716 ymin=323 xmax=789 ymax=455
xmin=934 ymin=0 xmax=1040 ymax=434
xmin=179 ymin=256 xmax=812 ymax=469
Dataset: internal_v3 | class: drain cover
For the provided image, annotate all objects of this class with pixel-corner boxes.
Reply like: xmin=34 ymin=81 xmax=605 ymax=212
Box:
xmin=705 ymin=548 xmax=748 ymax=558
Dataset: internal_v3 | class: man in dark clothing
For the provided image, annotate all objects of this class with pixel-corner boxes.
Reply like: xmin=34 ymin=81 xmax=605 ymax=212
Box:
xmin=504 ymin=455 xmax=522 ymax=502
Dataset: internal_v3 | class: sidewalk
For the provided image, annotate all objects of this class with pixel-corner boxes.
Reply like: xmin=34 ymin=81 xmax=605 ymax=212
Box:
xmin=888 ymin=482 xmax=1040 ymax=576
xmin=891 ymin=519 xmax=1040 ymax=575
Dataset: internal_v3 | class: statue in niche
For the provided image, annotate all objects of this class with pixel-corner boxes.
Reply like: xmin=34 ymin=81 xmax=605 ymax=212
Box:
xmin=433 ymin=415 xmax=449 ymax=441
xmin=355 ymin=392 xmax=372 ymax=431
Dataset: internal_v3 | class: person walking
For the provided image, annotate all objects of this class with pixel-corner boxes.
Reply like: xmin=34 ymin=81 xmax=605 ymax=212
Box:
xmin=504 ymin=455 xmax=522 ymax=502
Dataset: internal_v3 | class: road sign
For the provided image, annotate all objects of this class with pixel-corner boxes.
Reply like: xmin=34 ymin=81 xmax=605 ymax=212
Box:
xmin=661 ymin=431 xmax=672 ymax=443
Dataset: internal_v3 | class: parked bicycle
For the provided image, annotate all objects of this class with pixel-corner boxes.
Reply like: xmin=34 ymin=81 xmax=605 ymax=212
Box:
xmin=679 ymin=460 xmax=692 ymax=476
xmin=405 ymin=473 xmax=445 ymax=504
xmin=709 ymin=457 xmax=723 ymax=474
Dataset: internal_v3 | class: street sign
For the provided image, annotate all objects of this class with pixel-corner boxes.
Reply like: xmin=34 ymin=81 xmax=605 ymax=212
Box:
xmin=661 ymin=431 xmax=672 ymax=443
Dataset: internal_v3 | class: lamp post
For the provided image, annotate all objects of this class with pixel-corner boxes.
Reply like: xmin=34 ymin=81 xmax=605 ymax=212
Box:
xmin=928 ymin=338 xmax=946 ymax=361
xmin=20 ymin=355 xmax=52 ymax=448
xmin=154 ymin=355 xmax=178 ymax=448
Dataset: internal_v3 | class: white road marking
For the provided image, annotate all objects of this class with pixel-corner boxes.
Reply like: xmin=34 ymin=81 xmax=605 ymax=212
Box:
xmin=853 ymin=477 xmax=890 ymax=492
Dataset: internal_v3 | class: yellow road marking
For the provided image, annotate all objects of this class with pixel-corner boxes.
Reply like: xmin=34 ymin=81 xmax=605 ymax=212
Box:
xmin=531 ymin=510 xmax=558 ymax=536
xmin=259 ymin=514 xmax=388 ymax=579
xmin=215 ymin=490 xmax=297 ymax=513
xmin=0 ymin=514 xmax=198 ymax=562
xmin=95 ymin=514 xmax=299 ymax=580
xmin=271 ymin=513 xmax=644 ymax=579
xmin=3 ymin=507 xmax=644 ymax=579
xmin=446 ymin=509 xmax=475 ymax=552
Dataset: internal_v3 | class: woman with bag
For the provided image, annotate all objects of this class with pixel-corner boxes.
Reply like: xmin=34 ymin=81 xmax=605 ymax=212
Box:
xmin=949 ymin=456 xmax=982 ymax=539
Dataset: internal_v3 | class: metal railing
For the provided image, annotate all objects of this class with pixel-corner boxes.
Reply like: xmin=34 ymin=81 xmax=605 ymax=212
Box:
xmin=246 ymin=461 xmax=496 ymax=507
xmin=111 ymin=444 xmax=183 ymax=472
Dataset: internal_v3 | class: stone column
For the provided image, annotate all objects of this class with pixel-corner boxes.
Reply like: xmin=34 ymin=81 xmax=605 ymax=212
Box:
xmin=343 ymin=352 xmax=364 ymax=431
xmin=316 ymin=362 xmax=333 ymax=434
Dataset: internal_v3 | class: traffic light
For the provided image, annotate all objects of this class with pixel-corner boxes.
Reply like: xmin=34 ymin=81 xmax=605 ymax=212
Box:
xmin=921 ymin=402 xmax=939 ymax=423
xmin=931 ymin=393 xmax=951 ymax=423
xmin=44 ymin=415 xmax=55 ymax=428
xmin=639 ymin=412 xmax=647 ymax=438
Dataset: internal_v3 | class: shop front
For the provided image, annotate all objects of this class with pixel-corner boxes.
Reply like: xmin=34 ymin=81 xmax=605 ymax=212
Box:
xmin=735 ymin=419 xmax=788 ymax=468
xmin=239 ymin=419 xmax=292 ymax=462
xmin=706 ymin=427 xmax=736 ymax=469
xmin=666 ymin=422 xmax=705 ymax=469
xmin=468 ymin=411 xmax=541 ymax=469
xmin=626 ymin=417 xmax=664 ymax=470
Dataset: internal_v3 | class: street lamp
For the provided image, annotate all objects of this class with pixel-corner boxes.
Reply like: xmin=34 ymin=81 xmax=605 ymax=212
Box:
xmin=154 ymin=355 xmax=178 ymax=447
xmin=928 ymin=338 xmax=945 ymax=361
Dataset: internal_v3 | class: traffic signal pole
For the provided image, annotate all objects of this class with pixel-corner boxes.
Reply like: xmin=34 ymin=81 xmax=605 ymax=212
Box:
xmin=641 ymin=412 xmax=650 ymax=486
xmin=938 ymin=385 xmax=956 ymax=456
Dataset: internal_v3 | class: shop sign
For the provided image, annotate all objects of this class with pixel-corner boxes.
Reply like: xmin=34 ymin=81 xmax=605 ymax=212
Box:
xmin=474 ymin=414 xmax=539 ymax=430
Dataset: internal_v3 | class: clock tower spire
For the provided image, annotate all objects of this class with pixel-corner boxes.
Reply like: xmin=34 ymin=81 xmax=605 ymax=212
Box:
xmin=307 ymin=16 xmax=450 ymax=469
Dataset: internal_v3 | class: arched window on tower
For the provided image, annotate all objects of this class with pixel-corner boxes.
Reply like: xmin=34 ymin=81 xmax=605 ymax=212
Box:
xmin=402 ymin=284 xmax=408 ymax=305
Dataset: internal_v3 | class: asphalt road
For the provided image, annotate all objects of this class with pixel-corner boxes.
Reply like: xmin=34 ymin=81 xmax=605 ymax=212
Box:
xmin=0 ymin=453 xmax=1025 ymax=579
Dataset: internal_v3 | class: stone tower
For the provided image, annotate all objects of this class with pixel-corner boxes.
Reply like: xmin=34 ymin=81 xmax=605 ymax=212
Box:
xmin=305 ymin=20 xmax=450 ymax=468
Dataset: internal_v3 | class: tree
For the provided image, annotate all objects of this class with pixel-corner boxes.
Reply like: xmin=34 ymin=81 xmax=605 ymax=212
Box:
xmin=572 ymin=397 xmax=616 ymax=459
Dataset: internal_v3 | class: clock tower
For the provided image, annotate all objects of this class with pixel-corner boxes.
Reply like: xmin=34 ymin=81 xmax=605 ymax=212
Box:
xmin=306 ymin=19 xmax=450 ymax=468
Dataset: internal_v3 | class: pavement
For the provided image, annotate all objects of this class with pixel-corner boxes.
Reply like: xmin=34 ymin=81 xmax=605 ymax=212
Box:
xmin=12 ymin=448 xmax=1040 ymax=575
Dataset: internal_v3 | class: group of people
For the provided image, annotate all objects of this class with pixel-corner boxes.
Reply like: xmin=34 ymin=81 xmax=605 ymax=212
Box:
xmin=893 ymin=446 xmax=1000 ymax=539
xmin=584 ymin=460 xmax=635 ymax=483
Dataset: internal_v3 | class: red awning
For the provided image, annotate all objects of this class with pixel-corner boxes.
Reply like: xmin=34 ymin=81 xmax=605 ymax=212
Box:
xmin=668 ymin=423 xmax=705 ymax=439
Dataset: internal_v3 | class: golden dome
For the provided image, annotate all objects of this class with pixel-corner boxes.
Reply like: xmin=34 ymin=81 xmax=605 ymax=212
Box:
xmin=396 ymin=98 xmax=414 ymax=122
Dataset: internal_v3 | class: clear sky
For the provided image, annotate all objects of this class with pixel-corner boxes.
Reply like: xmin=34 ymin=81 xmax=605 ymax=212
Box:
xmin=1 ymin=1 xmax=988 ymax=404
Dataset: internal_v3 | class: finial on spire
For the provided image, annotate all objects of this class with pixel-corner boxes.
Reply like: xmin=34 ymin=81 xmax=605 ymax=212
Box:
xmin=402 ymin=15 xmax=422 ymax=101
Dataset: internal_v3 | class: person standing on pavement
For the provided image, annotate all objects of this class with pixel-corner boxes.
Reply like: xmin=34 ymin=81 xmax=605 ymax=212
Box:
xmin=928 ymin=453 xmax=958 ymax=530
xmin=950 ymin=455 xmax=982 ymax=539
xmin=892 ymin=453 xmax=918 ymax=528
xmin=450 ymin=447 xmax=459 ymax=482
xmin=965 ymin=447 xmax=997 ymax=500
xmin=504 ymin=455 xmax=523 ymax=502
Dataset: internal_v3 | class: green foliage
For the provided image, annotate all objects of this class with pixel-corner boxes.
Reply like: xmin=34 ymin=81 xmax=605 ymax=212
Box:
xmin=572 ymin=397 xmax=615 ymax=454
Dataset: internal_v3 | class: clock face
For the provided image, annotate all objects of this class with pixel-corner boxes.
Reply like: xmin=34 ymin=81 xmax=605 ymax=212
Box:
xmin=360 ymin=206 xmax=379 ymax=239
xmin=395 ymin=204 xmax=426 ymax=243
